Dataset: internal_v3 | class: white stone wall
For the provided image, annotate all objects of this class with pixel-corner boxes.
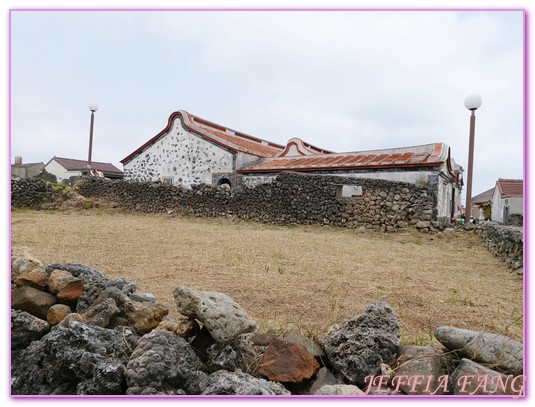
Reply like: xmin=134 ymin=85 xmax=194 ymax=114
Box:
xmin=492 ymin=193 xmax=523 ymax=223
xmin=124 ymin=118 xmax=235 ymax=188
xmin=44 ymin=160 xmax=82 ymax=183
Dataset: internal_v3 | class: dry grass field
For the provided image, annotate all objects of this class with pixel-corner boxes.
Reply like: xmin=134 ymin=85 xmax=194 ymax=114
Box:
xmin=11 ymin=209 xmax=523 ymax=344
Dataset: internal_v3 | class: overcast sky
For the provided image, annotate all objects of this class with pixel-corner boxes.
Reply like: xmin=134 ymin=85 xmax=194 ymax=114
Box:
xmin=9 ymin=8 xmax=525 ymax=201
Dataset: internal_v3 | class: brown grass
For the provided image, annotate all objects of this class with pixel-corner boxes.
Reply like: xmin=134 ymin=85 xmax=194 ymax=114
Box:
xmin=11 ymin=209 xmax=523 ymax=344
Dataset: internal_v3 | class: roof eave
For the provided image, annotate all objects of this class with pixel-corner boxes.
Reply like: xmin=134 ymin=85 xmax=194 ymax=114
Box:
xmin=237 ymin=162 xmax=443 ymax=174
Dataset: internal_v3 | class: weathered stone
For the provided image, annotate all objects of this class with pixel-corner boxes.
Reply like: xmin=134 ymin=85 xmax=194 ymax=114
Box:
xmin=125 ymin=331 xmax=207 ymax=395
xmin=200 ymin=369 xmax=290 ymax=395
xmin=129 ymin=291 xmax=156 ymax=303
xmin=434 ymin=326 xmax=523 ymax=375
xmin=284 ymin=334 xmax=326 ymax=361
xmin=14 ymin=268 xmax=49 ymax=290
xmin=47 ymin=304 xmax=72 ymax=326
xmin=392 ymin=345 xmax=446 ymax=395
xmin=11 ymin=255 xmax=44 ymax=281
xmin=450 ymin=358 xmax=523 ymax=396
xmin=154 ymin=316 xmax=200 ymax=338
xmin=57 ymin=280 xmax=84 ymax=303
xmin=314 ymin=384 xmax=365 ymax=395
xmin=11 ymin=321 xmax=139 ymax=395
xmin=82 ymin=298 xmax=121 ymax=328
xmin=47 ymin=270 xmax=81 ymax=295
xmin=206 ymin=333 xmax=261 ymax=374
xmin=251 ymin=331 xmax=276 ymax=346
xmin=258 ymin=337 xmax=320 ymax=383
xmin=173 ymin=285 xmax=257 ymax=343
xmin=11 ymin=285 xmax=57 ymax=320
xmin=45 ymin=262 xmax=106 ymax=283
xmin=124 ymin=300 xmax=169 ymax=334
xmin=11 ymin=309 xmax=50 ymax=358
xmin=321 ymin=301 xmax=400 ymax=386
xmin=415 ymin=220 xmax=430 ymax=229
xmin=308 ymin=367 xmax=339 ymax=395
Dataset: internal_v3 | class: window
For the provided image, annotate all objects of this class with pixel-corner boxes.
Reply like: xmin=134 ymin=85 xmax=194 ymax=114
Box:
xmin=336 ymin=184 xmax=362 ymax=198
xmin=218 ymin=178 xmax=232 ymax=188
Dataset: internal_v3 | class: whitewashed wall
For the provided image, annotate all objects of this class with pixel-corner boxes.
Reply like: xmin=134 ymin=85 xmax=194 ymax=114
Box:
xmin=44 ymin=160 xmax=82 ymax=183
xmin=123 ymin=118 xmax=235 ymax=188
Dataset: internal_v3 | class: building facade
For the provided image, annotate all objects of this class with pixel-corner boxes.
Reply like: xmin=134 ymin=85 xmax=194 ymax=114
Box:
xmin=121 ymin=110 xmax=464 ymax=223
xmin=45 ymin=157 xmax=123 ymax=184
xmin=491 ymin=179 xmax=523 ymax=224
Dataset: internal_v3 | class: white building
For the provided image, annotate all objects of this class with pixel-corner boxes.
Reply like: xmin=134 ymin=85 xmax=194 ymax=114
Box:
xmin=121 ymin=110 xmax=463 ymax=223
xmin=45 ymin=157 xmax=123 ymax=184
xmin=491 ymin=179 xmax=523 ymax=224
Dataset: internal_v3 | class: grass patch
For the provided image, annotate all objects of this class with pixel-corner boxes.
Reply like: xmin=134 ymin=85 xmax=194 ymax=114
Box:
xmin=10 ymin=209 xmax=523 ymax=343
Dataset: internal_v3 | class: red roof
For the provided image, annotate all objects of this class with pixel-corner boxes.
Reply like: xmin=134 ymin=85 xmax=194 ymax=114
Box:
xmin=121 ymin=111 xmax=284 ymax=164
xmin=51 ymin=157 xmax=122 ymax=173
xmin=496 ymin=179 xmax=523 ymax=197
xmin=238 ymin=143 xmax=451 ymax=173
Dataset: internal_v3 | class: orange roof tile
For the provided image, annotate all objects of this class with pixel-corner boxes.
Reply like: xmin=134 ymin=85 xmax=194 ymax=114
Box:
xmin=496 ymin=179 xmax=523 ymax=197
xmin=121 ymin=110 xmax=284 ymax=164
xmin=238 ymin=143 xmax=448 ymax=173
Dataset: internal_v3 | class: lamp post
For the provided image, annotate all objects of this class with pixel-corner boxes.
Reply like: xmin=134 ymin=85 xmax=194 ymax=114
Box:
xmin=463 ymin=94 xmax=482 ymax=224
xmin=87 ymin=103 xmax=99 ymax=176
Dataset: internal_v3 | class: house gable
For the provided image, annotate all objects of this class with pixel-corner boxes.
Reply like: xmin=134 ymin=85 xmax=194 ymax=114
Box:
xmin=122 ymin=116 xmax=236 ymax=187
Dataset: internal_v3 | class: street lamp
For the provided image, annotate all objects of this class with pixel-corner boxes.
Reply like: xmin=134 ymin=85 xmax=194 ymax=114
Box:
xmin=463 ymin=94 xmax=482 ymax=224
xmin=87 ymin=103 xmax=99 ymax=176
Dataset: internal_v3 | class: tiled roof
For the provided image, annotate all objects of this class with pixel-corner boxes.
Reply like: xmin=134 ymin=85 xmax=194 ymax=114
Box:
xmin=238 ymin=143 xmax=451 ymax=173
xmin=121 ymin=111 xmax=284 ymax=164
xmin=472 ymin=187 xmax=494 ymax=204
xmin=496 ymin=179 xmax=523 ymax=197
xmin=51 ymin=157 xmax=122 ymax=173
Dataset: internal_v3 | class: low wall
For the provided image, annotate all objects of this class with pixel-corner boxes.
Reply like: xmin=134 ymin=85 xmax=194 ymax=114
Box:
xmin=11 ymin=178 xmax=57 ymax=208
xmin=74 ymin=172 xmax=437 ymax=231
xmin=480 ymin=223 xmax=523 ymax=273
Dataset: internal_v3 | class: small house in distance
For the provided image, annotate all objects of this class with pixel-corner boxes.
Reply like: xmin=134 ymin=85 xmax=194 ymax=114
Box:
xmin=45 ymin=157 xmax=123 ymax=184
xmin=471 ymin=187 xmax=494 ymax=221
xmin=121 ymin=110 xmax=464 ymax=224
xmin=11 ymin=156 xmax=45 ymax=180
xmin=491 ymin=178 xmax=523 ymax=225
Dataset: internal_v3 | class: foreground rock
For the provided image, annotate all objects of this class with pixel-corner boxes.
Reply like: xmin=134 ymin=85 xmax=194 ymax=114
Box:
xmin=392 ymin=345 xmax=446 ymax=395
xmin=314 ymin=384 xmax=365 ymax=395
xmin=258 ymin=338 xmax=320 ymax=383
xmin=126 ymin=331 xmax=207 ymax=395
xmin=450 ymin=359 xmax=523 ymax=396
xmin=12 ymin=321 xmax=139 ymax=395
xmin=434 ymin=326 xmax=523 ymax=375
xmin=11 ymin=309 xmax=50 ymax=359
xmin=11 ymin=285 xmax=57 ymax=320
xmin=200 ymin=369 xmax=290 ymax=395
xmin=173 ymin=286 xmax=257 ymax=343
xmin=321 ymin=301 xmax=400 ymax=386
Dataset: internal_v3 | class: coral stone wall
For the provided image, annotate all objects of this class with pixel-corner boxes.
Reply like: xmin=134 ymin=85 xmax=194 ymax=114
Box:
xmin=480 ymin=223 xmax=523 ymax=273
xmin=11 ymin=178 xmax=57 ymax=208
xmin=74 ymin=172 xmax=437 ymax=231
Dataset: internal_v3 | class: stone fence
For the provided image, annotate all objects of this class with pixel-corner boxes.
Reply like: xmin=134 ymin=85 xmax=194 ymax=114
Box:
xmin=11 ymin=178 xmax=57 ymax=208
xmin=73 ymin=172 xmax=438 ymax=232
xmin=478 ymin=223 xmax=523 ymax=274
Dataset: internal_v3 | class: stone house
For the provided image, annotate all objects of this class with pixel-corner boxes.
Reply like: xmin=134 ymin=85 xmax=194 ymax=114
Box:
xmin=491 ymin=178 xmax=523 ymax=225
xmin=45 ymin=157 xmax=123 ymax=184
xmin=121 ymin=110 xmax=463 ymax=223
